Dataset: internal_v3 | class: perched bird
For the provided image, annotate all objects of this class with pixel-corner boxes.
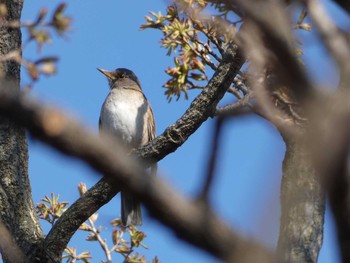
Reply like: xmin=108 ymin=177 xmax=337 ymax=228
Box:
xmin=98 ymin=67 xmax=156 ymax=226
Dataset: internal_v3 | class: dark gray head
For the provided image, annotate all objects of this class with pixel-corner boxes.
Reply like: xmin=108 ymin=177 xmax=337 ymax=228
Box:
xmin=97 ymin=68 xmax=141 ymax=89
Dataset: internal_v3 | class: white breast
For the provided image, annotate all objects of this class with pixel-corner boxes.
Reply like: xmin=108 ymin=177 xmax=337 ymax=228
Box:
xmin=100 ymin=88 xmax=148 ymax=147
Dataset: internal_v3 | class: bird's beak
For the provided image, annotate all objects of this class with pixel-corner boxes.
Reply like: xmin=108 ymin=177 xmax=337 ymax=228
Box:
xmin=97 ymin=68 xmax=115 ymax=80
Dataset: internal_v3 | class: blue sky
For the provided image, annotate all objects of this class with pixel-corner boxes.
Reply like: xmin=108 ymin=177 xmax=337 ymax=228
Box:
xmin=21 ymin=1 xmax=345 ymax=262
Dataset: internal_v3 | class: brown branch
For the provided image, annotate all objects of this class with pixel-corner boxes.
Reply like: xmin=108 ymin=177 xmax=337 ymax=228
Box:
xmin=233 ymin=0 xmax=314 ymax=102
xmin=198 ymin=117 xmax=224 ymax=201
xmin=0 ymin=221 xmax=28 ymax=263
xmin=277 ymin=137 xmax=325 ymax=263
xmin=236 ymin=21 xmax=302 ymax=137
xmin=44 ymin=178 xmax=119 ymax=262
xmin=41 ymin=44 xmax=244 ymax=261
xmin=229 ymin=8 xmax=325 ymax=261
xmin=3 ymin=43 xmax=246 ymax=261
xmin=0 ymin=74 xmax=275 ymax=263
xmin=215 ymin=97 xmax=251 ymax=117
xmin=306 ymin=0 xmax=350 ymax=88
xmin=308 ymin=91 xmax=350 ymax=262
xmin=328 ymin=156 xmax=350 ymax=263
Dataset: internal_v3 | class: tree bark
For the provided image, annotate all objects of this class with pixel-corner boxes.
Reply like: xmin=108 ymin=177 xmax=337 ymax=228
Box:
xmin=277 ymin=137 xmax=325 ymax=263
xmin=0 ymin=1 xmax=43 ymax=262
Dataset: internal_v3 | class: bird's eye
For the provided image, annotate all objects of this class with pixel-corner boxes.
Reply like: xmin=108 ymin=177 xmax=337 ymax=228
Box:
xmin=120 ymin=74 xmax=126 ymax=79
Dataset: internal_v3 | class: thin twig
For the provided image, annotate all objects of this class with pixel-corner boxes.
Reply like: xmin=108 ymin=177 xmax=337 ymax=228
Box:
xmin=215 ymin=96 xmax=251 ymax=117
xmin=87 ymin=215 xmax=112 ymax=263
xmin=183 ymin=37 xmax=217 ymax=70
xmin=187 ymin=80 xmax=206 ymax=90
xmin=198 ymin=117 xmax=224 ymax=201
xmin=197 ymin=38 xmax=222 ymax=62
xmin=227 ymin=86 xmax=242 ymax=98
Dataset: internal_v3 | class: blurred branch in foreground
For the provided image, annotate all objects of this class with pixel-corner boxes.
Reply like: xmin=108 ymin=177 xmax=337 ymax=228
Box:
xmin=0 ymin=86 xmax=274 ymax=263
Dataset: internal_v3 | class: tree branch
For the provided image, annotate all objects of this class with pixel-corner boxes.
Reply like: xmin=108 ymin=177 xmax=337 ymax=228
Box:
xmin=44 ymin=178 xmax=119 ymax=262
xmin=1 ymin=43 xmax=248 ymax=262
xmin=233 ymin=0 xmax=314 ymax=102
xmin=0 ymin=221 xmax=28 ymax=263
xmin=306 ymin=0 xmax=350 ymax=89
xmin=215 ymin=98 xmax=251 ymax=117
xmin=43 ymin=42 xmax=245 ymax=261
xmin=309 ymin=91 xmax=350 ymax=262
xmin=198 ymin=117 xmax=224 ymax=201
xmin=0 ymin=1 xmax=44 ymax=262
xmin=277 ymin=138 xmax=325 ymax=263
xmin=0 ymin=65 xmax=276 ymax=263
xmin=137 ymin=44 xmax=244 ymax=162
xmin=227 ymin=3 xmax=325 ymax=261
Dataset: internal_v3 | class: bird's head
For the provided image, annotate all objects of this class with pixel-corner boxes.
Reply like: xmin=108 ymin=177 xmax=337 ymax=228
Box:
xmin=97 ymin=68 xmax=141 ymax=89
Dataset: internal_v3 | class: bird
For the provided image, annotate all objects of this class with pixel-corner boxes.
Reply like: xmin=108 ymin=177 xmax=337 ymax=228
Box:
xmin=98 ymin=67 xmax=156 ymax=226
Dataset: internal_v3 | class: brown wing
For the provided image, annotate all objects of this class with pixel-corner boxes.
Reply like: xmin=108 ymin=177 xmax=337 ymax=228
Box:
xmin=145 ymin=101 xmax=157 ymax=176
xmin=147 ymin=104 xmax=156 ymax=142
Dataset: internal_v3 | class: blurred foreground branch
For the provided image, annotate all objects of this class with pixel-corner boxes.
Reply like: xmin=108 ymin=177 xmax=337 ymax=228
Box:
xmin=0 ymin=84 xmax=274 ymax=262
xmin=0 ymin=221 xmax=27 ymax=263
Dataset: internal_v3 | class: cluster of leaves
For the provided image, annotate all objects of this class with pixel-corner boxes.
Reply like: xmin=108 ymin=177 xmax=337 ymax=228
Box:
xmin=62 ymin=183 xmax=159 ymax=263
xmin=23 ymin=3 xmax=71 ymax=85
xmin=0 ymin=3 xmax=71 ymax=87
xmin=25 ymin=3 xmax=71 ymax=52
xmin=141 ymin=0 xmax=313 ymax=108
xmin=36 ymin=193 xmax=69 ymax=226
xmin=62 ymin=247 xmax=92 ymax=263
xmin=141 ymin=1 xmax=230 ymax=101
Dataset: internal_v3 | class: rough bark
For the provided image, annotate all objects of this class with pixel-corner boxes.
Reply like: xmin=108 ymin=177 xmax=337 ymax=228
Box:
xmin=0 ymin=1 xmax=43 ymax=262
xmin=277 ymin=137 xmax=325 ymax=263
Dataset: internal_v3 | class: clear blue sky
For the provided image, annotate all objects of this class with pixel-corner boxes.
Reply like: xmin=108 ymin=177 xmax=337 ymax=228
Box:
xmin=21 ymin=1 xmax=347 ymax=262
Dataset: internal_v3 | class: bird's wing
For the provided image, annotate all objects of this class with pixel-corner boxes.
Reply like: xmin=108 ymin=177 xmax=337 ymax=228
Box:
xmin=147 ymin=102 xmax=157 ymax=176
xmin=147 ymin=104 xmax=156 ymax=141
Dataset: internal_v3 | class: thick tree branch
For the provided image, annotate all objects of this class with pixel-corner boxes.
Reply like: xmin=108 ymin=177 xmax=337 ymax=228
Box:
xmin=233 ymin=0 xmax=314 ymax=102
xmin=277 ymin=138 xmax=325 ymax=263
xmin=228 ymin=3 xmax=325 ymax=261
xmin=0 ymin=44 xmax=255 ymax=263
xmin=42 ymin=40 xmax=245 ymax=261
xmin=0 ymin=73 xmax=276 ymax=263
xmin=43 ymin=44 xmax=244 ymax=261
xmin=309 ymin=91 xmax=350 ymax=262
xmin=0 ymin=2 xmax=43 ymax=262
xmin=328 ymin=157 xmax=350 ymax=263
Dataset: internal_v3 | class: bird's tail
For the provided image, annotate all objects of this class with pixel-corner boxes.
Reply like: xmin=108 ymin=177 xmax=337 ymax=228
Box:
xmin=121 ymin=192 xmax=142 ymax=226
